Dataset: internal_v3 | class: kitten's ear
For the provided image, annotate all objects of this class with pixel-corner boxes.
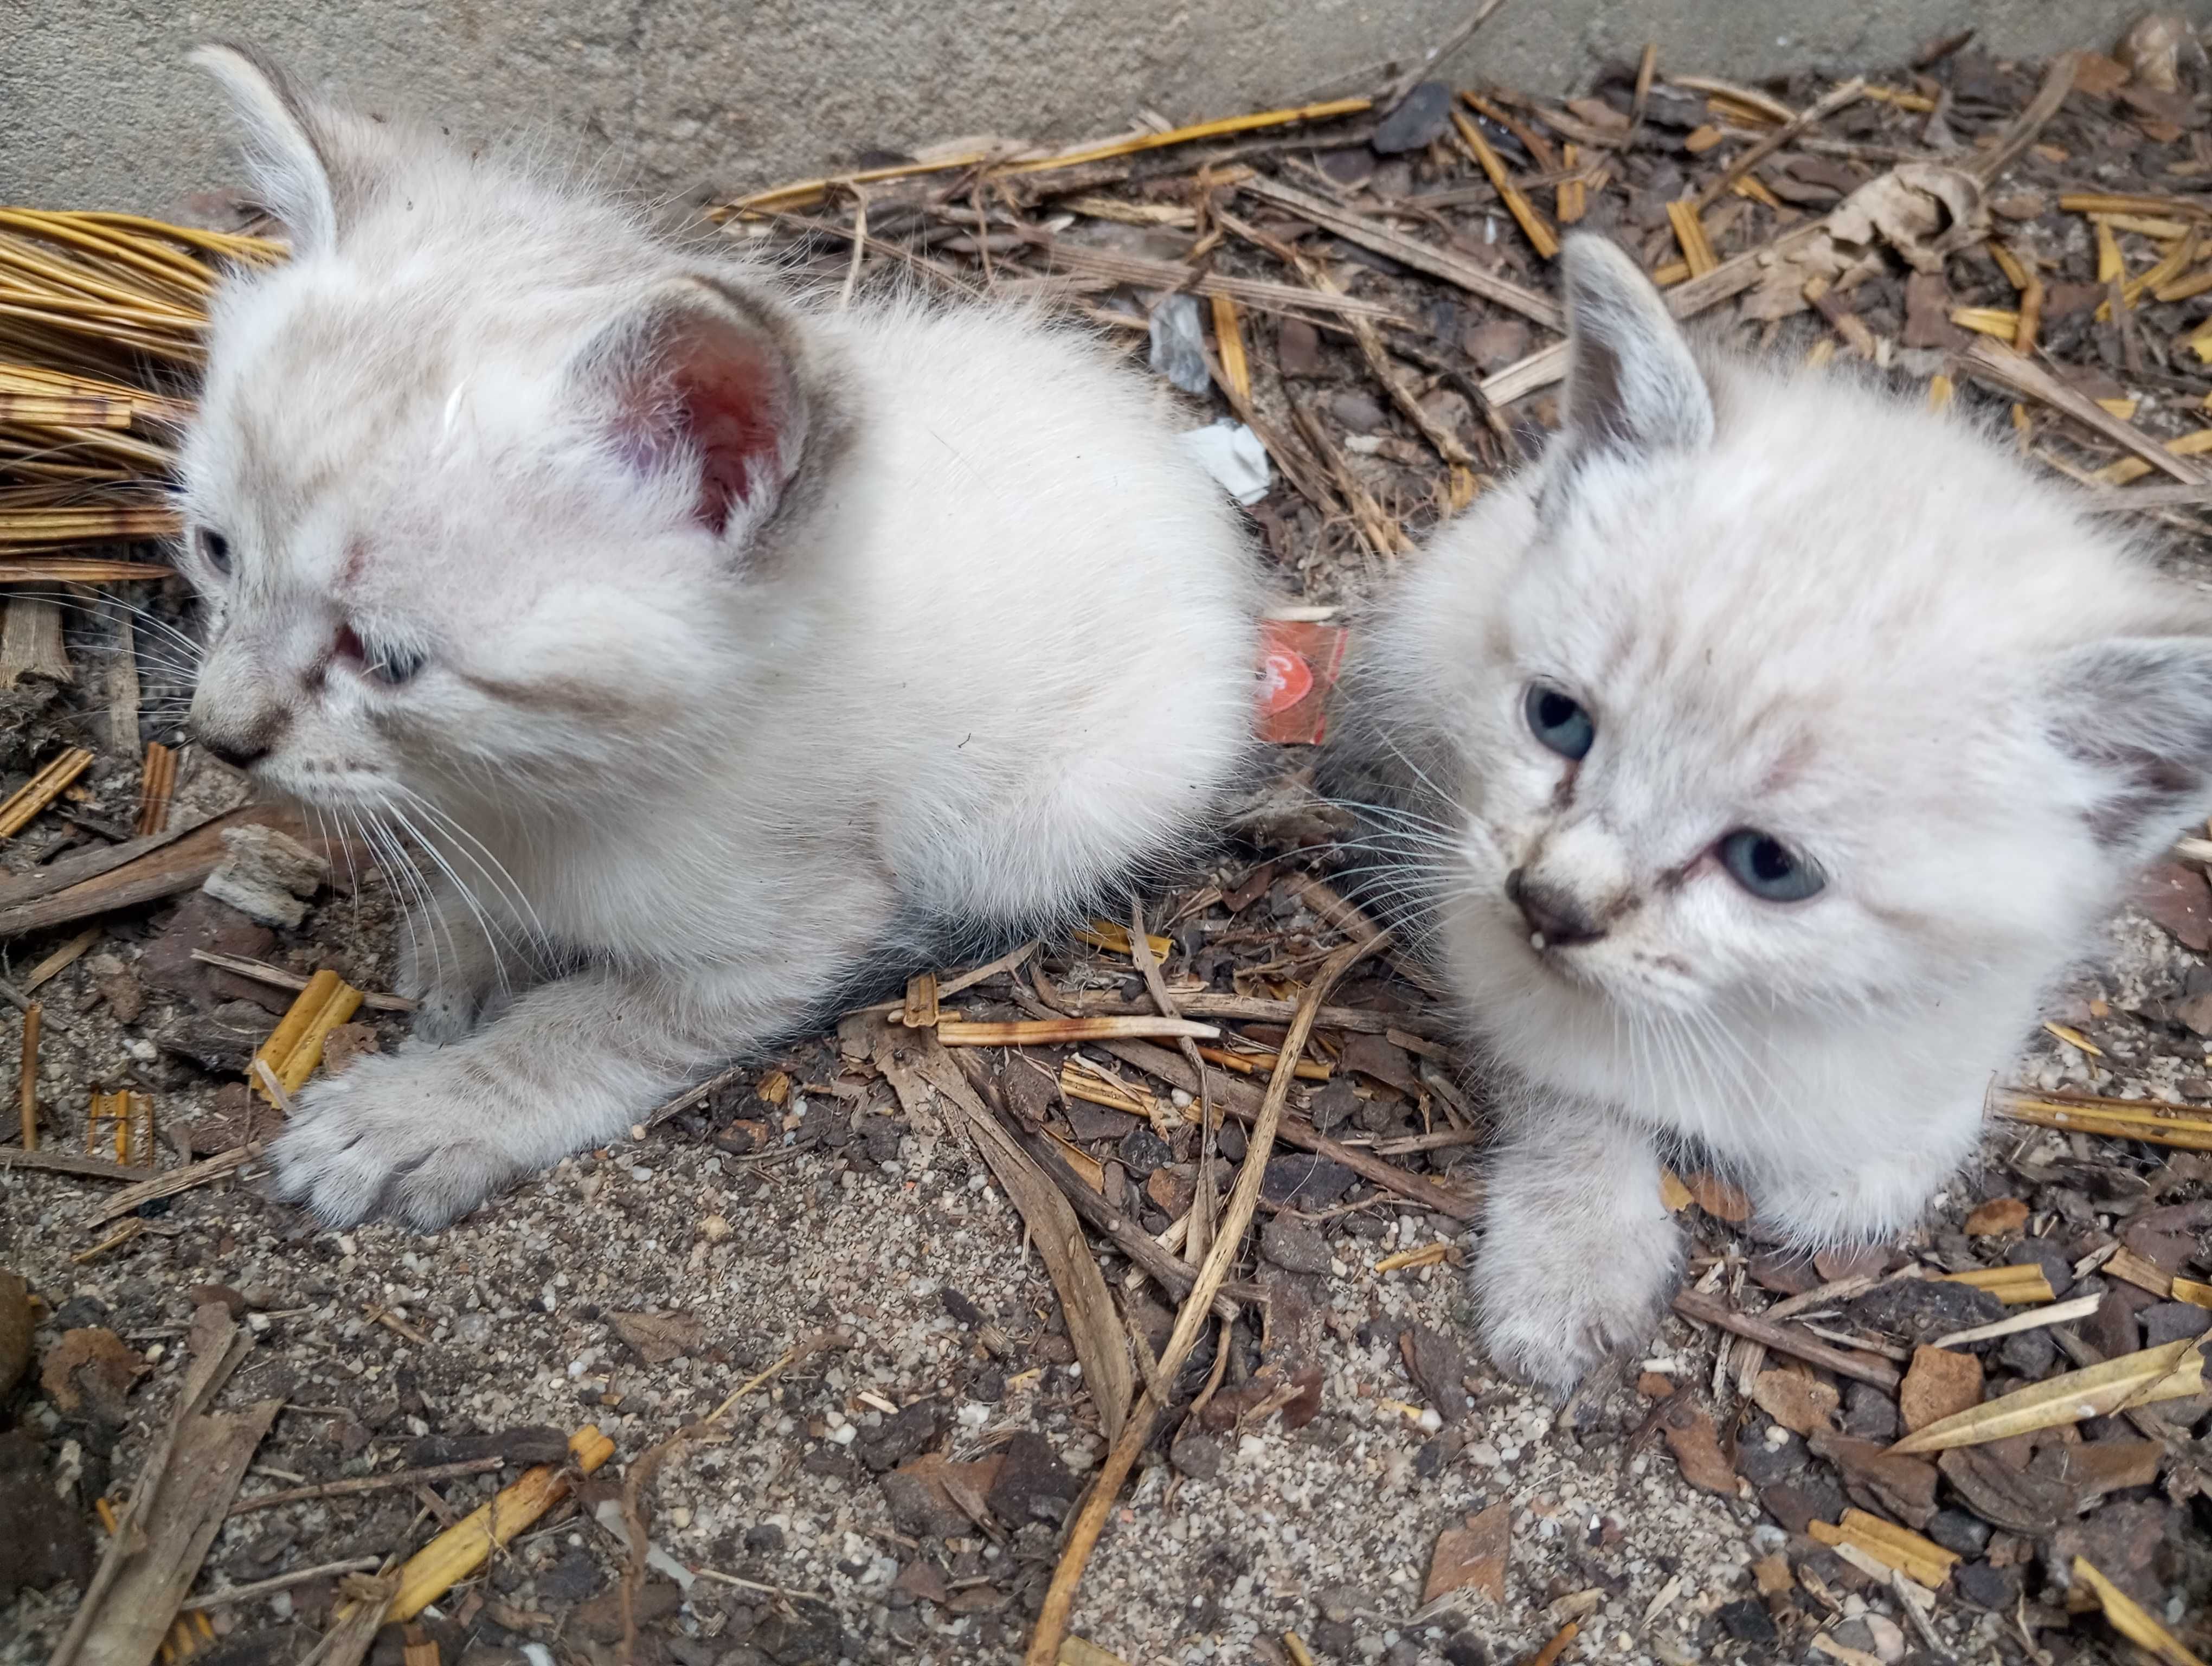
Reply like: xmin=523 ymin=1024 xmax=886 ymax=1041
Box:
xmin=2046 ymin=636 xmax=2212 ymax=862
xmin=191 ymin=42 xmax=358 ymax=254
xmin=1557 ymin=233 xmax=1714 ymax=456
xmin=576 ymin=278 xmax=811 ymax=542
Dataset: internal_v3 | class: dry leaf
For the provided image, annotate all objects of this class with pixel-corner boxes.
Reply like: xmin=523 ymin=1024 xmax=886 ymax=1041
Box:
xmin=40 ymin=1327 xmax=145 ymax=1422
xmin=1743 ymin=164 xmax=1989 ymax=320
xmin=1963 ymin=1197 xmax=2028 ymax=1236
xmin=1826 ymin=164 xmax=1989 ymax=272
xmin=1899 ymin=1345 xmax=1982 ymax=1432
xmin=1399 ymin=1326 xmax=1470 ymax=1425
xmin=1423 ymin=1500 xmax=1509 ymax=1604
xmin=608 ymin=1311 xmax=703 ymax=1366
xmin=2070 ymin=1555 xmax=2208 ymax=1666
xmin=1660 ymin=1399 xmax=1737 ymax=1494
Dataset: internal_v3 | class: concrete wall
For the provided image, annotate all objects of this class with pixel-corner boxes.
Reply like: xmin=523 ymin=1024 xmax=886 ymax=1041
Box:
xmin=0 ymin=2 xmax=2156 ymax=217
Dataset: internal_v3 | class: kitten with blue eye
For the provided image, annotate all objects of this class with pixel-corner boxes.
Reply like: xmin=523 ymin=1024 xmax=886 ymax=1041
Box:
xmin=178 ymin=45 xmax=1262 ymax=1228
xmin=1328 ymin=233 xmax=2212 ymax=1394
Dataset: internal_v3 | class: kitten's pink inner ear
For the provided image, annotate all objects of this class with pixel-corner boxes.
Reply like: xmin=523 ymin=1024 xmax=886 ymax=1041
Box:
xmin=612 ymin=307 xmax=794 ymax=536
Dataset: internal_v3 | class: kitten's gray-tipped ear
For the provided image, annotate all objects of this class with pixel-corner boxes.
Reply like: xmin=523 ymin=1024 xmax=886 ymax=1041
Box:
xmin=575 ymin=278 xmax=812 ymax=543
xmin=1558 ymin=233 xmax=1714 ymax=455
xmin=191 ymin=42 xmax=346 ymax=252
xmin=2046 ymin=636 xmax=2212 ymax=861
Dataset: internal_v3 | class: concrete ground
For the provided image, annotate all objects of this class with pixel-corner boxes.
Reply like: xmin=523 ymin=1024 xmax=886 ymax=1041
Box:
xmin=2 ymin=1 xmax=2151 ymax=219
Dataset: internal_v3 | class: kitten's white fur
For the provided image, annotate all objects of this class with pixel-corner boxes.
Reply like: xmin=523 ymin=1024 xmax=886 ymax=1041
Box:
xmin=179 ymin=46 xmax=1261 ymax=1227
xmin=1330 ymin=234 xmax=2212 ymax=1393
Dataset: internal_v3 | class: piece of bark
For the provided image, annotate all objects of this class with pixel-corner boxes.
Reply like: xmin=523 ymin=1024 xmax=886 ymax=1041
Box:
xmin=1752 ymin=1368 xmax=1839 ymax=1437
xmin=1423 ymin=1500 xmax=1509 ymax=1604
xmin=608 ymin=1311 xmax=702 ymax=1366
xmin=1935 ymin=1445 xmax=2070 ymax=1536
xmin=1900 ymin=1345 xmax=1983 ymax=1432
xmin=201 ymin=824 xmax=329 ymax=929
xmin=77 ymin=1399 xmax=281 ymax=1666
xmin=102 ymin=600 xmax=139 ymax=755
xmin=1808 ymin=1430 xmax=1940 ymax=1528
xmin=0 ymin=810 xmax=355 ymax=939
xmin=0 ymin=597 xmax=72 ymax=689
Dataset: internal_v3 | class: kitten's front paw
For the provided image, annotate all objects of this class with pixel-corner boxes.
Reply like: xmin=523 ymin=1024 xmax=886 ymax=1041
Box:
xmin=1470 ymin=1216 xmax=1682 ymax=1397
xmin=268 ymin=1054 xmax=525 ymax=1229
xmin=407 ymin=979 xmax=494 ymax=1046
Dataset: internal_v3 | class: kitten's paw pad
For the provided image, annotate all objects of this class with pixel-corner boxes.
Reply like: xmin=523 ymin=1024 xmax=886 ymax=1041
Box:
xmin=268 ymin=1057 xmax=520 ymax=1229
xmin=1470 ymin=1236 xmax=1679 ymax=1398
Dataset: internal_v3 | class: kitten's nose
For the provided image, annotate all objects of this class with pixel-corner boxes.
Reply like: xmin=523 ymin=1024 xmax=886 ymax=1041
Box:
xmin=1506 ymin=868 xmax=1604 ymax=947
xmin=200 ymin=735 xmax=268 ymax=770
xmin=191 ymin=709 xmax=287 ymax=772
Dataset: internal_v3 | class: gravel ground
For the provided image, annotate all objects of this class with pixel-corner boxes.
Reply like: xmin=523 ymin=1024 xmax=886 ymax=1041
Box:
xmin=0 ymin=841 xmax=2103 ymax=1666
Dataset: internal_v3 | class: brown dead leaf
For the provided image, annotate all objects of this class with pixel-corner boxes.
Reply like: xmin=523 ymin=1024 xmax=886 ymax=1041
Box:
xmin=1660 ymin=1399 xmax=1738 ymax=1494
xmin=1964 ymin=1197 xmax=2029 ymax=1236
xmin=1751 ymin=1368 xmax=1840 ymax=1437
xmin=1339 ymin=1032 xmax=1420 ymax=1095
xmin=320 ymin=1021 xmax=381 ymax=1076
xmin=1900 ymin=1344 xmax=1982 ymax=1432
xmin=1744 ymin=164 xmax=1989 ymax=321
xmin=1423 ymin=1500 xmax=1509 ymax=1605
xmin=608 ymin=1311 xmax=703 ymax=1366
xmin=1399 ymin=1326 xmax=1470 ymax=1425
xmin=1901 ymin=272 xmax=1967 ymax=351
xmin=2073 ymin=50 xmax=2133 ymax=98
xmin=1827 ymin=164 xmax=1989 ymax=272
xmin=40 ymin=1327 xmax=145 ymax=1423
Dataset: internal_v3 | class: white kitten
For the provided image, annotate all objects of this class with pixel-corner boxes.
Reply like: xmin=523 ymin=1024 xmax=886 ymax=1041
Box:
xmin=1328 ymin=234 xmax=2212 ymax=1393
xmin=178 ymin=46 xmax=1262 ymax=1228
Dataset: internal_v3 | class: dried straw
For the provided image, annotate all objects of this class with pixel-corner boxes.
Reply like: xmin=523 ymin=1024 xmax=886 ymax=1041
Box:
xmin=0 ymin=207 xmax=279 ymax=578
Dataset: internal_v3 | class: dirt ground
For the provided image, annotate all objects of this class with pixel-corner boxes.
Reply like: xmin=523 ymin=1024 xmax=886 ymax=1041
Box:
xmin=8 ymin=16 xmax=2212 ymax=1666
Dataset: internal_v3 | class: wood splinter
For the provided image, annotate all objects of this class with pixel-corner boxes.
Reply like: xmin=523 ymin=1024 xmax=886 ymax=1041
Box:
xmin=16 ymin=1001 xmax=37 ymax=1150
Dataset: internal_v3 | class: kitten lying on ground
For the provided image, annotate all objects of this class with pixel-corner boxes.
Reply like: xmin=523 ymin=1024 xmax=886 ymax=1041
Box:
xmin=181 ymin=46 xmax=1261 ymax=1228
xmin=1327 ymin=233 xmax=2212 ymax=1393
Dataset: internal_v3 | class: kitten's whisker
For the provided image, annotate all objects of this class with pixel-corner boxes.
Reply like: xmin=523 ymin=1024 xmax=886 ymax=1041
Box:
xmin=389 ymin=785 xmax=550 ymax=953
xmin=384 ymin=800 xmax=516 ymax=1001
xmin=18 ymin=589 xmax=205 ymax=665
xmin=362 ymin=811 xmax=454 ymax=990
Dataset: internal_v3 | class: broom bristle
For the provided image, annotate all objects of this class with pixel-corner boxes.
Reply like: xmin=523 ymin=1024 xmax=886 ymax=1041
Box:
xmin=0 ymin=208 xmax=282 ymax=584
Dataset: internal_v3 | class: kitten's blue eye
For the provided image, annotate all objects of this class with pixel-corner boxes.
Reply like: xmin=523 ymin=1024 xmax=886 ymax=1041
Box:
xmin=1524 ymin=683 xmax=1594 ymax=760
xmin=1718 ymin=829 xmax=1824 ymax=902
